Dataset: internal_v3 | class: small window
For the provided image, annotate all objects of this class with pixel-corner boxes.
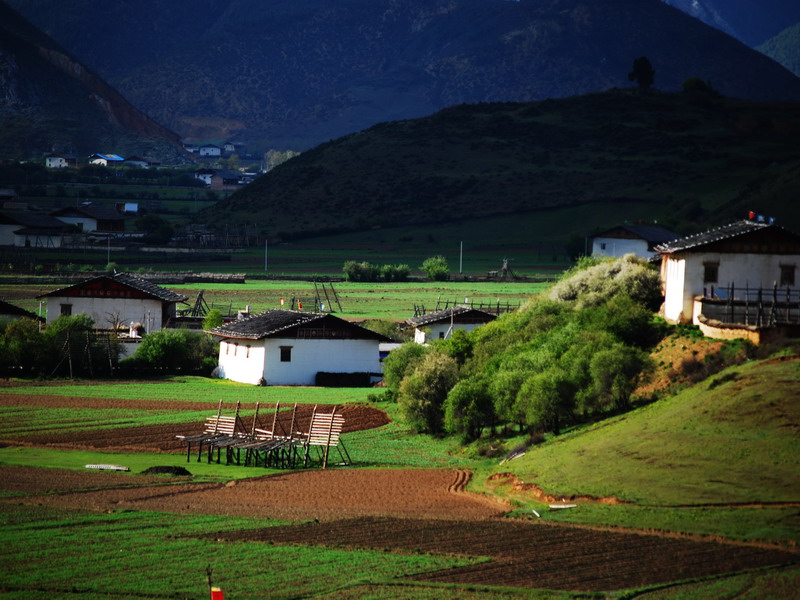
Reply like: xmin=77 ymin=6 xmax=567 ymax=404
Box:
xmin=780 ymin=265 xmax=795 ymax=287
xmin=703 ymin=262 xmax=719 ymax=284
xmin=280 ymin=346 xmax=292 ymax=362
xmin=438 ymin=331 xmax=445 ymax=339
xmin=600 ymin=242 xmax=606 ymax=250
xmin=233 ymin=343 xmax=238 ymax=356
xmin=246 ymin=345 xmax=251 ymax=358
xmin=224 ymin=342 xmax=229 ymax=355
xmin=60 ymin=303 xmax=72 ymax=316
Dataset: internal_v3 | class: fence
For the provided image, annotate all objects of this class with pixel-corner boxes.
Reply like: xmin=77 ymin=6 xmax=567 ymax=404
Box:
xmin=700 ymin=284 xmax=800 ymax=327
xmin=412 ymin=298 xmax=520 ymax=317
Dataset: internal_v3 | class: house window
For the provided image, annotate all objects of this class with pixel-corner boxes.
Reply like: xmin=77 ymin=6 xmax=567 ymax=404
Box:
xmin=60 ymin=303 xmax=72 ymax=316
xmin=246 ymin=345 xmax=251 ymax=358
xmin=600 ymin=243 xmax=606 ymax=250
xmin=780 ymin=265 xmax=795 ymax=287
xmin=280 ymin=346 xmax=292 ymax=362
xmin=233 ymin=343 xmax=238 ymax=356
xmin=438 ymin=331 xmax=445 ymax=339
xmin=703 ymin=262 xmax=719 ymax=284
xmin=224 ymin=342 xmax=229 ymax=355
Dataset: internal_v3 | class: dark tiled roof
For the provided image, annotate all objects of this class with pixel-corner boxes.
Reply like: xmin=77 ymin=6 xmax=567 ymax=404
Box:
xmin=654 ymin=220 xmax=771 ymax=253
xmin=37 ymin=272 xmax=188 ymax=302
xmin=51 ymin=203 xmax=124 ymax=221
xmin=602 ymin=225 xmax=679 ymax=244
xmin=0 ymin=211 xmax=67 ymax=229
xmin=208 ymin=309 xmax=390 ymax=341
xmin=407 ymin=306 xmax=497 ymax=327
xmin=0 ymin=299 xmax=40 ymax=319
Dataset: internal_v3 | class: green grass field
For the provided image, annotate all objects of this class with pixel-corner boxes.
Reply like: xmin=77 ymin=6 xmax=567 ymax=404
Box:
xmin=1 ymin=357 xmax=798 ymax=598
xmin=0 ymin=278 xmax=549 ymax=321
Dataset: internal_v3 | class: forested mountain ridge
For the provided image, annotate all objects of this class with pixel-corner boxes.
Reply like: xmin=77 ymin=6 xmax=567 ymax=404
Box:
xmin=202 ymin=90 xmax=800 ymax=239
xmin=8 ymin=0 xmax=800 ymax=150
xmin=0 ymin=2 xmax=185 ymax=160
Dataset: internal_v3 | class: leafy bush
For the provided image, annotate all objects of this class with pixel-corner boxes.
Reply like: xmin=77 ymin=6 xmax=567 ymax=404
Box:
xmin=444 ymin=376 xmax=494 ymax=443
xmin=421 ymin=255 xmax=449 ymax=281
xmin=382 ymin=342 xmax=427 ymax=393
xmin=122 ymin=329 xmax=217 ymax=374
xmin=548 ymin=253 xmax=662 ymax=310
xmin=343 ymin=261 xmax=410 ymax=282
xmin=398 ymin=350 xmax=459 ymax=434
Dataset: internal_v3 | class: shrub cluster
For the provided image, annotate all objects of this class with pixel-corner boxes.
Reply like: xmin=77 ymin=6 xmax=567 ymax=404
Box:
xmin=119 ymin=329 xmax=217 ymax=376
xmin=0 ymin=315 xmax=120 ymax=378
xmin=386 ymin=255 xmax=666 ymax=443
xmin=342 ymin=261 xmax=410 ymax=282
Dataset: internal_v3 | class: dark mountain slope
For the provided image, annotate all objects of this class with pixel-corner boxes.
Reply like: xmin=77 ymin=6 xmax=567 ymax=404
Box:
xmin=0 ymin=2 xmax=184 ymax=159
xmin=202 ymin=90 xmax=800 ymax=238
xmin=8 ymin=0 xmax=800 ymax=150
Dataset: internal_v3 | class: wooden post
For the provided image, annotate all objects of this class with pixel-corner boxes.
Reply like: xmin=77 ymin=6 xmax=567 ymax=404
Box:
xmin=322 ymin=406 xmax=337 ymax=470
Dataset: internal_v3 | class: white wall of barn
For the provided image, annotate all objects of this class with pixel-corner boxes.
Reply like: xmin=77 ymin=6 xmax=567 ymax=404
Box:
xmin=591 ymin=237 xmax=652 ymax=259
xmin=45 ymin=296 xmax=167 ymax=330
xmin=662 ymin=252 xmax=800 ymax=324
xmin=217 ymin=337 xmax=382 ymax=385
xmin=415 ymin=322 xmax=486 ymax=344
xmin=217 ymin=339 xmax=266 ymax=384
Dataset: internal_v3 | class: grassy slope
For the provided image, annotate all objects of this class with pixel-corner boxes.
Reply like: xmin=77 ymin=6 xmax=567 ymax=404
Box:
xmin=476 ymin=356 xmax=800 ymax=548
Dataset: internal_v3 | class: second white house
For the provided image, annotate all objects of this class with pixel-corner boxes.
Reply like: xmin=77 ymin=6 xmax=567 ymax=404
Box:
xmin=208 ymin=309 xmax=391 ymax=386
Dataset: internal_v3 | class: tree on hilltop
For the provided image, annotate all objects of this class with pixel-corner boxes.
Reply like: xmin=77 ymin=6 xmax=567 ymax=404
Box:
xmin=628 ymin=56 xmax=655 ymax=90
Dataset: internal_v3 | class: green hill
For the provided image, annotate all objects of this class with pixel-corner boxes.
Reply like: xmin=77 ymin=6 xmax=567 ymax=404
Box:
xmin=204 ymin=90 xmax=800 ymax=240
xmin=491 ymin=356 xmax=800 ymax=507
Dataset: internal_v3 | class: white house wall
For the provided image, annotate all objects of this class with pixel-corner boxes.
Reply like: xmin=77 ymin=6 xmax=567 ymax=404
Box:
xmin=663 ymin=251 xmax=800 ymax=324
xmin=592 ymin=237 xmax=652 ymax=259
xmin=45 ymin=296 xmax=165 ymax=330
xmin=217 ymin=337 xmax=382 ymax=385
xmin=217 ymin=340 xmax=267 ymax=385
xmin=416 ymin=322 xmax=486 ymax=344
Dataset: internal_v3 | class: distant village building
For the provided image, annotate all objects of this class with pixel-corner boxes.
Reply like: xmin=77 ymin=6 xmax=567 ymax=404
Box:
xmin=88 ymin=153 xmax=125 ymax=166
xmin=36 ymin=272 xmax=188 ymax=332
xmin=0 ymin=211 xmax=67 ymax=247
xmin=194 ymin=168 xmax=216 ymax=185
xmin=44 ymin=153 xmax=77 ymax=169
xmin=655 ymin=219 xmax=800 ymax=335
xmin=590 ymin=224 xmax=678 ymax=260
xmin=210 ymin=170 xmax=242 ymax=190
xmin=123 ymin=156 xmax=150 ymax=168
xmin=0 ymin=299 xmax=42 ymax=322
xmin=406 ymin=306 xmax=497 ymax=344
xmin=199 ymin=144 xmax=222 ymax=157
xmin=208 ymin=310 xmax=390 ymax=385
xmin=51 ymin=202 xmax=126 ymax=234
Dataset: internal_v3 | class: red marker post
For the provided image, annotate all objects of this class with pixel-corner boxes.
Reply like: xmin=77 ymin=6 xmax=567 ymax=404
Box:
xmin=210 ymin=587 xmax=224 ymax=600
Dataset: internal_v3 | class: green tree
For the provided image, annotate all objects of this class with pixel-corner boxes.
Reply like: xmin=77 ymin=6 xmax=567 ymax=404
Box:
xmin=0 ymin=318 xmax=46 ymax=376
xmin=588 ymin=344 xmax=648 ymax=411
xmin=421 ymin=255 xmax=449 ymax=281
xmin=517 ymin=368 xmax=576 ymax=435
xmin=382 ymin=342 xmax=427 ymax=393
xmin=203 ymin=309 xmax=224 ymax=330
xmin=444 ymin=376 xmax=494 ymax=443
xmin=134 ymin=214 xmax=174 ymax=244
xmin=130 ymin=329 xmax=216 ymax=373
xmin=398 ymin=351 xmax=459 ymax=434
xmin=628 ymin=56 xmax=655 ymax=90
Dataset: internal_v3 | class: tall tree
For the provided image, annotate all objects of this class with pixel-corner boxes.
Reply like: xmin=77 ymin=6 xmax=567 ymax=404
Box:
xmin=628 ymin=56 xmax=655 ymax=90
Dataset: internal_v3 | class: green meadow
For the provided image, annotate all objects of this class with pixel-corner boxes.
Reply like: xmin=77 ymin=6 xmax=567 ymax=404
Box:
xmin=1 ymin=358 xmax=798 ymax=598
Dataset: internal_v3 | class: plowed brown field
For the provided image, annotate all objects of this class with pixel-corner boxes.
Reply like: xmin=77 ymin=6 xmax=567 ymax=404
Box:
xmin=2 ymin=389 xmax=797 ymax=592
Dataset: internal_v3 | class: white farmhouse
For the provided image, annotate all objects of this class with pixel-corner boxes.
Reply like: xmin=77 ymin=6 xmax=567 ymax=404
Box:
xmin=406 ymin=306 xmax=496 ymax=344
xmin=590 ymin=224 xmax=678 ymax=260
xmin=199 ymin=144 xmax=222 ymax=157
xmin=36 ymin=272 xmax=188 ymax=331
xmin=0 ymin=211 xmax=67 ymax=247
xmin=44 ymin=153 xmax=76 ymax=169
xmin=208 ymin=310 xmax=390 ymax=385
xmin=88 ymin=153 xmax=125 ymax=166
xmin=655 ymin=220 xmax=800 ymax=326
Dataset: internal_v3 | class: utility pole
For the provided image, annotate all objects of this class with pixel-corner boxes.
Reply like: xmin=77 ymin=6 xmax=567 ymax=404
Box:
xmin=459 ymin=241 xmax=463 ymax=274
xmin=264 ymin=240 xmax=268 ymax=272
